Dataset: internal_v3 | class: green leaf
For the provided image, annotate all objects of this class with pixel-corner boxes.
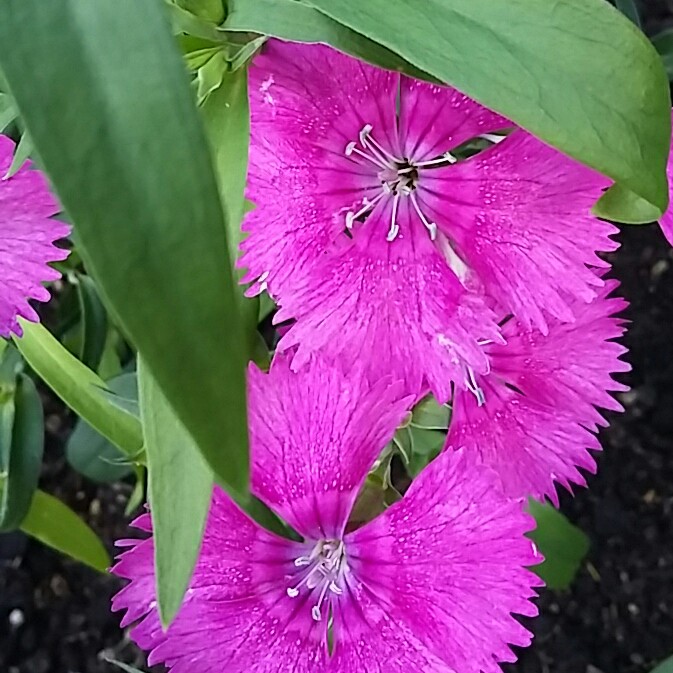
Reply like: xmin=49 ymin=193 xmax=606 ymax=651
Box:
xmin=138 ymin=358 xmax=213 ymax=627
xmin=652 ymin=28 xmax=673 ymax=81
xmin=200 ymin=67 xmax=261 ymax=356
xmin=527 ymin=499 xmax=590 ymax=590
xmin=410 ymin=396 xmax=451 ymax=431
xmin=651 ymin=654 xmax=673 ymax=673
xmin=298 ymin=0 xmax=670 ymax=223
xmin=4 ymin=129 xmax=33 ymax=179
xmin=76 ymin=274 xmax=109 ymax=372
xmin=175 ymin=0 xmax=224 ymax=24
xmin=13 ymin=321 xmax=142 ymax=458
xmin=166 ymin=1 xmax=226 ymax=41
xmin=224 ymin=0 xmax=433 ymax=81
xmin=0 ymin=0 xmax=250 ymax=497
xmin=66 ymin=372 xmax=137 ymax=483
xmin=196 ymin=50 xmax=228 ymax=104
xmin=0 ymin=100 xmax=16 ymax=133
xmin=0 ymin=374 xmax=44 ymax=531
xmin=615 ymin=0 xmax=641 ymax=28
xmin=20 ymin=490 xmax=110 ymax=572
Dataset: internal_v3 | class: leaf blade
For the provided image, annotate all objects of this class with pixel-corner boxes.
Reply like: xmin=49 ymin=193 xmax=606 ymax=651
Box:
xmin=13 ymin=321 xmax=142 ymax=458
xmin=0 ymin=0 xmax=250 ymax=497
xmin=21 ymin=490 xmax=110 ymax=572
xmin=527 ymin=499 xmax=590 ymax=590
xmin=0 ymin=374 xmax=44 ymax=531
xmin=138 ymin=358 xmax=213 ymax=627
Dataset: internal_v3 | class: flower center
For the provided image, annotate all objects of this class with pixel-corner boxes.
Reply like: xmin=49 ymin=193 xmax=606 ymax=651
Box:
xmin=286 ymin=539 xmax=347 ymax=622
xmin=344 ymin=124 xmax=456 ymax=242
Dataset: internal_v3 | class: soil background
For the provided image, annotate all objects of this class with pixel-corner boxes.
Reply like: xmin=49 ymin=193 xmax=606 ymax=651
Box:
xmin=2 ymin=2 xmax=673 ymax=672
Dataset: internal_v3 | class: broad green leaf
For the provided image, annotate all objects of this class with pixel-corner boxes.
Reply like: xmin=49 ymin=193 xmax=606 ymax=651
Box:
xmin=138 ymin=358 xmax=213 ymax=627
xmin=653 ymin=29 xmax=673 ymax=81
xmin=13 ymin=321 xmax=142 ymax=458
xmin=76 ymin=274 xmax=108 ymax=372
xmin=66 ymin=372 xmax=137 ymax=483
xmin=21 ymin=490 xmax=110 ymax=572
xmin=615 ymin=0 xmax=641 ymax=28
xmin=0 ymin=374 xmax=43 ymax=531
xmin=527 ymin=499 xmax=590 ymax=590
xmin=0 ymin=0 xmax=250 ymax=497
xmin=298 ymin=0 xmax=670 ymax=223
xmin=652 ymin=655 xmax=673 ymax=673
xmin=224 ymin=0 xmax=434 ymax=81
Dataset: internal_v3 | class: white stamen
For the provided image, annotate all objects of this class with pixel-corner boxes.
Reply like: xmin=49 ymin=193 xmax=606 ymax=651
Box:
xmin=287 ymin=540 xmax=347 ymax=622
xmin=345 ymin=193 xmax=385 ymax=229
xmin=480 ymin=133 xmax=506 ymax=144
xmin=387 ymin=193 xmax=401 ymax=242
xmin=414 ymin=151 xmax=457 ymax=168
xmin=294 ymin=556 xmax=311 ymax=567
xmin=345 ymin=141 xmax=389 ymax=169
xmin=360 ymin=125 xmax=404 ymax=165
xmin=465 ymin=366 xmax=486 ymax=407
xmin=359 ymin=124 xmax=374 ymax=146
xmin=409 ymin=191 xmax=437 ymax=241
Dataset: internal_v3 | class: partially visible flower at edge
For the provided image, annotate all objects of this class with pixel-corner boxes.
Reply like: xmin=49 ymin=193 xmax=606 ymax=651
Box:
xmin=0 ymin=135 xmax=70 ymax=337
xmin=239 ymin=40 xmax=617 ymax=403
xmin=657 ymin=110 xmax=673 ymax=246
xmin=447 ymin=279 xmax=630 ymax=503
xmin=112 ymin=355 xmax=542 ymax=673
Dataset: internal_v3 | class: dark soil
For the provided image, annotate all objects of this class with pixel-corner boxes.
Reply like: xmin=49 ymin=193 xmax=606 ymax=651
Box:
xmin=2 ymin=4 xmax=673 ymax=672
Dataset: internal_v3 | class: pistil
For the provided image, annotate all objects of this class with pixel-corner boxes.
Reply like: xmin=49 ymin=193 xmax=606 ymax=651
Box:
xmin=287 ymin=539 xmax=347 ymax=622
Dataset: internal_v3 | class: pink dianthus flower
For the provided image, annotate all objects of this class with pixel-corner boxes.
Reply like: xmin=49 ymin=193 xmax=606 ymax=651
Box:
xmin=446 ymin=280 xmax=630 ymax=502
xmin=0 ymin=135 xmax=69 ymax=337
xmin=239 ymin=41 xmax=617 ymax=401
xmin=112 ymin=356 xmax=541 ymax=673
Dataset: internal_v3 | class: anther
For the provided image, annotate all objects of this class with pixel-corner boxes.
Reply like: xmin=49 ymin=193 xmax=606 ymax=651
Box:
xmin=287 ymin=587 xmax=299 ymax=598
xmin=387 ymin=194 xmax=401 ymax=242
xmin=345 ymin=193 xmax=385 ymax=230
xmin=311 ymin=606 xmax=322 ymax=622
xmin=358 ymin=124 xmax=404 ymax=164
xmin=359 ymin=124 xmax=374 ymax=146
xmin=344 ymin=142 xmax=389 ymax=169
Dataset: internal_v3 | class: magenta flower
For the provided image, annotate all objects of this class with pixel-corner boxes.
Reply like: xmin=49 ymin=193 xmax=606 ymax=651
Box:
xmin=112 ymin=356 xmax=541 ymax=672
xmin=446 ymin=279 xmax=630 ymax=503
xmin=0 ymin=135 xmax=69 ymax=337
xmin=239 ymin=41 xmax=617 ymax=401
xmin=658 ymin=110 xmax=673 ymax=246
